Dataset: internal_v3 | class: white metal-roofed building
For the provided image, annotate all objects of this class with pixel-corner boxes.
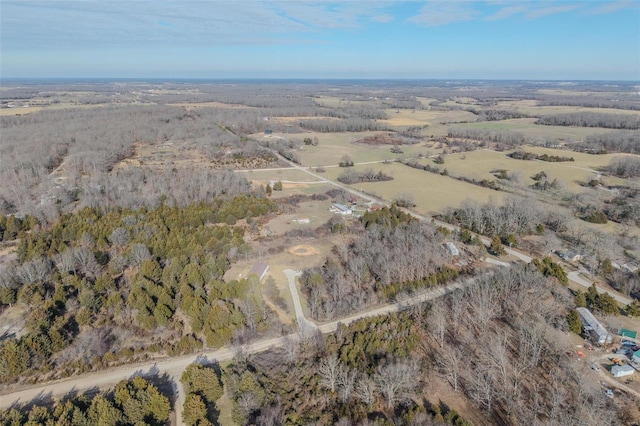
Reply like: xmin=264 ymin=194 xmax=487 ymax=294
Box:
xmin=330 ymin=203 xmax=352 ymax=215
xmin=576 ymin=307 xmax=612 ymax=345
xmin=611 ymin=364 xmax=635 ymax=378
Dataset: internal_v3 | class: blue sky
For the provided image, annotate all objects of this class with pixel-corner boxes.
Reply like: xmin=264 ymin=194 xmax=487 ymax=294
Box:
xmin=1 ymin=0 xmax=639 ymax=80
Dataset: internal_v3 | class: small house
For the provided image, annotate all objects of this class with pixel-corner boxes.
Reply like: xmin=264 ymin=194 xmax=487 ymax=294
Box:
xmin=559 ymin=250 xmax=582 ymax=262
xmin=611 ymin=364 xmax=635 ymax=378
xmin=330 ymin=203 xmax=352 ymax=216
xmin=249 ymin=262 xmax=270 ymax=282
xmin=633 ymin=350 xmax=640 ymax=364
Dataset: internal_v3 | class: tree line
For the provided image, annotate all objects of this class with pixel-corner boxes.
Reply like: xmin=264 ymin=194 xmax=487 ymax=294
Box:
xmin=0 ymin=376 xmax=171 ymax=425
xmin=535 ymin=112 xmax=640 ymax=130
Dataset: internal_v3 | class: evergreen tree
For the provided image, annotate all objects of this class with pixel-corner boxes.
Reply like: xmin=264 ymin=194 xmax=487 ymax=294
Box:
xmin=567 ymin=310 xmax=582 ymax=334
xmin=489 ymin=235 xmax=506 ymax=256
xmin=183 ymin=394 xmax=208 ymax=426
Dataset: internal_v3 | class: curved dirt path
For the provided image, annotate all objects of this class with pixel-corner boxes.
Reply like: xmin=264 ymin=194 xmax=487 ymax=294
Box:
xmin=283 ymin=269 xmax=317 ymax=333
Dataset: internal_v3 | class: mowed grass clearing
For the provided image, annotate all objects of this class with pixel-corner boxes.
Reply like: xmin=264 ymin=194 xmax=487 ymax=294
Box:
xmin=265 ymin=199 xmax=336 ymax=235
xmin=380 ymin=109 xmax=477 ymax=127
xmin=324 ymin=162 xmax=506 ymax=215
xmin=297 ymin=131 xmax=433 ymax=166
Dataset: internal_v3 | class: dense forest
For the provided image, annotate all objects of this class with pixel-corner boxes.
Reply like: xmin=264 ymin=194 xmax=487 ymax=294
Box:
xmin=223 ymin=265 xmax=630 ymax=425
xmin=0 ymin=196 xmax=276 ymax=384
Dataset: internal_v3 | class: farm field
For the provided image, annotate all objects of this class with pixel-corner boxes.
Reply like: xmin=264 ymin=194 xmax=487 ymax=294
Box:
xmin=324 ymin=162 xmax=506 ymax=214
xmin=495 ymin=99 xmax=640 ymax=116
xmin=238 ymin=168 xmax=325 ymax=187
xmin=379 ymin=108 xmax=477 ymax=128
xmin=437 ymin=148 xmax=609 ymax=193
xmin=293 ymin=131 xmax=433 ymax=166
xmin=453 ymin=118 xmax=620 ymax=141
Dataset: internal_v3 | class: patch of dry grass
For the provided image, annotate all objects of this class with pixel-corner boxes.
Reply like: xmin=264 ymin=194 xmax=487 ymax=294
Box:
xmin=324 ymin=162 xmax=506 ymax=214
xmin=380 ymin=109 xmax=477 ymax=127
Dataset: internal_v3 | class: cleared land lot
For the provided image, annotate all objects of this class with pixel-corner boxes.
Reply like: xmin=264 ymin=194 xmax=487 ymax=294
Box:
xmin=294 ymin=132 xmax=433 ymax=166
xmin=239 ymin=168 xmax=334 ymax=198
xmin=380 ymin=109 xmax=477 ymax=128
xmin=324 ymin=162 xmax=506 ymax=214
xmin=264 ymin=200 xmax=335 ymax=235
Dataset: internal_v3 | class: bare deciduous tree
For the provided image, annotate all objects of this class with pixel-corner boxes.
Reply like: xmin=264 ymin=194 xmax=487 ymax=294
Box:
xmin=373 ymin=361 xmax=419 ymax=409
xmin=336 ymin=364 xmax=357 ymax=403
xmin=354 ymin=374 xmax=377 ymax=406
xmin=318 ymin=354 xmax=340 ymax=393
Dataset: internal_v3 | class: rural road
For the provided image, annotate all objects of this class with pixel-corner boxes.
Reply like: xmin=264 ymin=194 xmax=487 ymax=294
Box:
xmin=276 ymin=153 xmax=633 ymax=309
xmin=484 ymin=257 xmax=512 ymax=267
xmin=568 ymin=270 xmax=632 ymax=305
xmin=283 ymin=269 xmax=318 ymax=333
xmin=0 ymin=278 xmax=475 ymax=411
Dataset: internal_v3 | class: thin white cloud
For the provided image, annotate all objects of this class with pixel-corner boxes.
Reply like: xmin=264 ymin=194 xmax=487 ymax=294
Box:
xmin=485 ymin=5 xmax=529 ymax=21
xmin=526 ymin=4 xmax=580 ymax=19
xmin=586 ymin=0 xmax=639 ymax=15
xmin=273 ymin=1 xmax=396 ymax=29
xmin=408 ymin=1 xmax=480 ymax=26
xmin=1 ymin=1 xmax=397 ymax=50
xmin=371 ymin=14 xmax=395 ymax=23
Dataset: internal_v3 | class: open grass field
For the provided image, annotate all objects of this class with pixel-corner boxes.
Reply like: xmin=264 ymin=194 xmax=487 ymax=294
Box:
xmin=324 ymin=162 xmax=506 ymax=214
xmin=436 ymin=148 xmax=611 ymax=193
xmin=379 ymin=108 xmax=477 ymax=127
xmin=265 ymin=199 xmax=335 ymax=235
xmin=572 ymin=217 xmax=640 ymax=240
xmin=313 ymin=95 xmax=380 ymax=108
xmin=453 ymin=118 xmax=619 ymax=141
xmin=295 ymin=131 xmax=434 ymax=166
xmin=495 ymin=99 xmax=640 ymax=117
xmin=238 ymin=168 xmax=323 ymax=186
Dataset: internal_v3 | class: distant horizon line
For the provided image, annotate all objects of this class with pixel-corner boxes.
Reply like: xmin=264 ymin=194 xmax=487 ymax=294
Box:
xmin=2 ymin=77 xmax=639 ymax=84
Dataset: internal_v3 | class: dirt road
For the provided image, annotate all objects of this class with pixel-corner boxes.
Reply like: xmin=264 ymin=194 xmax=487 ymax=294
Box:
xmin=0 ymin=277 xmax=476 ymax=412
xmin=283 ymin=268 xmax=317 ymax=333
